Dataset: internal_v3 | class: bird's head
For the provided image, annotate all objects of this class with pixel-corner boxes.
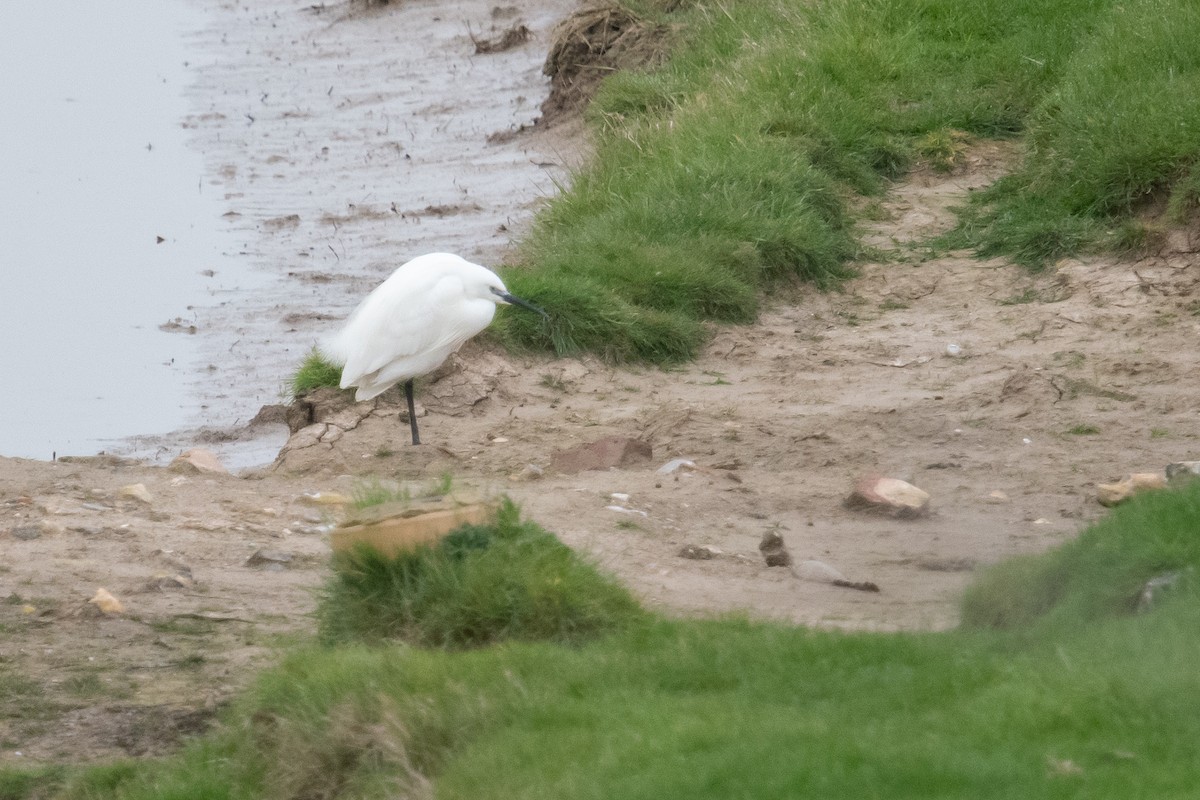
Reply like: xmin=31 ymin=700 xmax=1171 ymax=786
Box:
xmin=487 ymin=280 xmax=548 ymax=318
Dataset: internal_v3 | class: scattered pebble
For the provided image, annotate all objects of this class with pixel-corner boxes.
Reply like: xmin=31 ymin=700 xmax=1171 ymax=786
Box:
xmin=677 ymin=544 xmax=721 ymax=560
xmin=510 ymin=463 xmax=544 ymax=481
xmin=169 ymin=448 xmax=229 ymax=475
xmin=298 ymin=492 xmax=351 ymax=506
xmin=1137 ymin=569 xmax=1188 ymax=612
xmin=1165 ymin=460 xmax=1200 ymax=481
xmin=657 ymin=458 xmax=696 ymax=475
xmin=118 ymin=483 xmax=154 ymax=505
xmin=245 ymin=549 xmax=294 ymax=570
xmin=88 ymin=588 xmax=125 ymax=615
xmin=605 ymin=505 xmax=647 ymax=517
xmin=844 ymin=475 xmax=930 ymax=518
xmin=792 ymin=559 xmax=846 ymax=584
xmin=759 ymin=531 xmax=792 ymax=567
xmin=11 ymin=525 xmax=41 ymax=541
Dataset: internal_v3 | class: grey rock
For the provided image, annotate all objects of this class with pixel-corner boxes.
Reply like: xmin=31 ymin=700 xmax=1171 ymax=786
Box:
xmin=759 ymin=531 xmax=792 ymax=567
xmin=245 ymin=549 xmax=293 ymax=570
xmin=11 ymin=525 xmax=41 ymax=541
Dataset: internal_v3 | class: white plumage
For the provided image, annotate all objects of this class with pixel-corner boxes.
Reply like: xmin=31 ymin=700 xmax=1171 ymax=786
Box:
xmin=321 ymin=252 xmax=545 ymax=445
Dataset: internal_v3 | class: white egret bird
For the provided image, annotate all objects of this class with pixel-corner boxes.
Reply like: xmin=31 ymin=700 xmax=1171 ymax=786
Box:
xmin=322 ymin=252 xmax=547 ymax=445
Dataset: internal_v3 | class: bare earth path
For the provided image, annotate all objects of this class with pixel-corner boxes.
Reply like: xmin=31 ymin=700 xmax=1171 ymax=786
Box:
xmin=3 ymin=2 xmax=1200 ymax=768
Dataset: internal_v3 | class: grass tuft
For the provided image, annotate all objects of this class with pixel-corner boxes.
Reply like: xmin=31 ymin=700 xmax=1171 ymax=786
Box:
xmin=962 ymin=481 xmax=1200 ymax=631
xmin=318 ymin=500 xmax=645 ymax=648
xmin=945 ymin=0 xmax=1200 ymax=267
xmin=290 ymin=347 xmax=343 ymax=397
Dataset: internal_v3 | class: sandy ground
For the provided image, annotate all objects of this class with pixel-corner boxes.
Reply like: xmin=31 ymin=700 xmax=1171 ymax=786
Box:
xmin=3 ymin=0 xmax=1200 ymax=767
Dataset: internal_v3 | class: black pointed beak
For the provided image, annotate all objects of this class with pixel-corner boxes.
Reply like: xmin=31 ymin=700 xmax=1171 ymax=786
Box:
xmin=495 ymin=289 xmax=549 ymax=318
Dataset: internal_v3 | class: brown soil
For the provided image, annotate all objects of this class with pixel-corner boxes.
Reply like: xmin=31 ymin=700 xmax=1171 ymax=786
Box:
xmin=3 ymin=0 xmax=1200 ymax=769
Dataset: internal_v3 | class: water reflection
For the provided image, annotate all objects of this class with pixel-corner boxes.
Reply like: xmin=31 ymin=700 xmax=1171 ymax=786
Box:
xmin=0 ymin=1 xmax=225 ymax=460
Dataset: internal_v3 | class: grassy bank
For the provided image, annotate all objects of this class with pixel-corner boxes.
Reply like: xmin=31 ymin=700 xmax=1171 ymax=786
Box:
xmin=8 ymin=483 xmax=1200 ymax=798
xmin=292 ymin=0 xmax=1200 ymax=388
xmin=494 ymin=0 xmax=1200 ymax=358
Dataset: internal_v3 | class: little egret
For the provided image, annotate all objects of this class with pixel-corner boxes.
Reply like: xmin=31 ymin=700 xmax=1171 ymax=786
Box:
xmin=322 ymin=252 xmax=547 ymax=445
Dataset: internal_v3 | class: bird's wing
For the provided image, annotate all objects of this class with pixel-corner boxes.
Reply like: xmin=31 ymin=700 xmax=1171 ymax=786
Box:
xmin=330 ymin=273 xmax=493 ymax=388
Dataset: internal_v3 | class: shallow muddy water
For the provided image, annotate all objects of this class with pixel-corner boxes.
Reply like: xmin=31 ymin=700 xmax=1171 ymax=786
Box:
xmin=0 ymin=1 xmax=229 ymax=460
xmin=1 ymin=0 xmax=581 ymax=467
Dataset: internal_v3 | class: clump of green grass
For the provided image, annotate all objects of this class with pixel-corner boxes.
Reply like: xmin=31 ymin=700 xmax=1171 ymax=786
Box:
xmin=290 ymin=347 xmax=343 ymax=396
xmin=962 ymin=481 xmax=1200 ymax=630
xmin=318 ymin=500 xmax=645 ymax=648
xmin=1066 ymin=423 xmax=1101 ymax=435
xmin=944 ymin=0 xmax=1200 ymax=268
xmin=915 ymin=128 xmax=971 ymax=173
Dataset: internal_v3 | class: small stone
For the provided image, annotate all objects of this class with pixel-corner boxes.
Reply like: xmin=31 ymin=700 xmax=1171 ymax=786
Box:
xmin=1137 ymin=570 xmax=1187 ymax=612
xmin=550 ymin=437 xmax=652 ymax=474
xmin=1165 ymin=461 xmax=1200 ymax=481
xmin=245 ymin=549 xmax=293 ymax=570
xmin=11 ymin=525 xmax=41 ymax=541
xmin=169 ymin=448 xmax=229 ymax=475
xmin=677 ymin=544 xmax=720 ymax=560
xmin=844 ymin=475 xmax=930 ymax=518
xmin=291 ymin=523 xmax=333 ymax=536
xmin=1096 ymin=472 xmax=1166 ymax=507
xmin=605 ymin=505 xmax=647 ymax=517
xmin=792 ymin=559 xmax=847 ymax=584
xmin=88 ymin=588 xmax=125 ymax=614
xmin=146 ymin=573 xmax=195 ymax=590
xmin=509 ymin=463 xmax=544 ymax=482
xmin=759 ymin=531 xmax=792 ymax=567
xmin=297 ymin=492 xmax=351 ymax=506
xmin=657 ymin=458 xmax=697 ymax=475
xmin=986 ymin=490 xmax=1009 ymax=503
xmin=118 ymin=483 xmax=154 ymax=505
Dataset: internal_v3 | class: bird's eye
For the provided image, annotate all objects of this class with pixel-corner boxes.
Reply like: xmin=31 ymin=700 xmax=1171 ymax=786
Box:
xmin=490 ymin=286 xmax=505 ymax=297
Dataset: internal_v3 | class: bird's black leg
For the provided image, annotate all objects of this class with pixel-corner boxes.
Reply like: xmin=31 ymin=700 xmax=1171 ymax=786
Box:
xmin=404 ymin=379 xmax=421 ymax=445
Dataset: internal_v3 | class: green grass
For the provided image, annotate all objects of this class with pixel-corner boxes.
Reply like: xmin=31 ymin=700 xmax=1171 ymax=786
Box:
xmin=1066 ymin=423 xmax=1101 ymax=436
xmin=962 ymin=481 xmax=1200 ymax=631
xmin=943 ymin=0 xmax=1200 ymax=267
xmin=290 ymin=347 xmax=343 ymax=396
xmin=8 ymin=485 xmax=1200 ymax=798
xmin=280 ymin=0 xmax=1200 ymax=382
xmin=318 ymin=500 xmax=646 ymax=648
xmin=498 ymin=0 xmax=1182 ymax=359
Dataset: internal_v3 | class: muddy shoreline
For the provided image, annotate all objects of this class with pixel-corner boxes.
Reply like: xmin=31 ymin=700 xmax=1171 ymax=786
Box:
xmin=115 ymin=0 xmax=587 ymax=468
